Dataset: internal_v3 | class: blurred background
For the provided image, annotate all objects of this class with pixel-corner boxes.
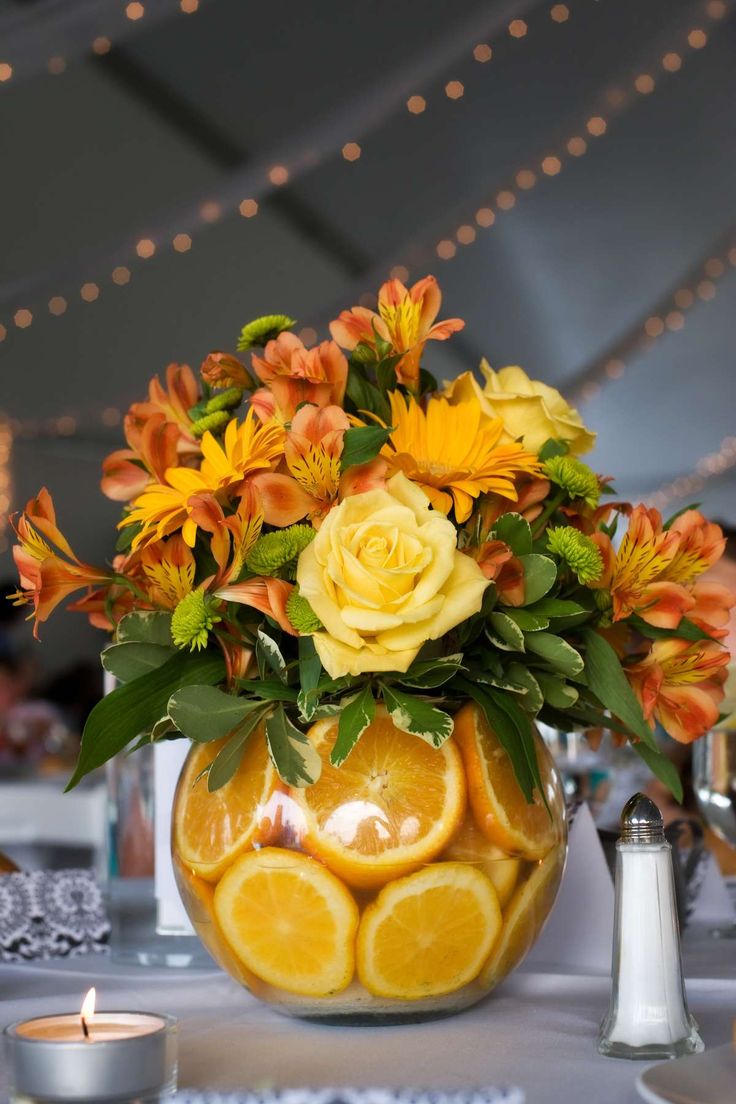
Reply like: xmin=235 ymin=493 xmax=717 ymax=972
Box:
xmin=0 ymin=0 xmax=734 ymax=869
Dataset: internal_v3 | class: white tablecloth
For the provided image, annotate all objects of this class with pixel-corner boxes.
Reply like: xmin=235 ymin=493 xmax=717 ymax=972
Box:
xmin=1 ymin=926 xmax=734 ymax=1104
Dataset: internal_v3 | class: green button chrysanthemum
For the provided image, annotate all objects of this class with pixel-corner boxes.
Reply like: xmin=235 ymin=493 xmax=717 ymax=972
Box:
xmin=171 ymin=589 xmax=222 ymax=651
xmin=204 ymin=386 xmax=244 ymax=414
xmin=285 ymin=589 xmax=323 ymax=634
xmin=190 ymin=409 xmax=231 ymax=439
xmin=543 ymin=455 xmax=600 ymax=508
xmin=246 ymin=525 xmax=315 ymax=580
xmin=236 ymin=314 xmax=297 ymax=352
xmin=546 ymin=525 xmax=604 ymax=585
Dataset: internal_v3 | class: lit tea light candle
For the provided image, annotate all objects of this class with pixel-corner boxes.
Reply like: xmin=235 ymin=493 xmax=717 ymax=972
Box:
xmin=3 ymin=988 xmax=178 ymax=1102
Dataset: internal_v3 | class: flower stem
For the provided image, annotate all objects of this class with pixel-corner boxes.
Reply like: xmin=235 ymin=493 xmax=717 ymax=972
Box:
xmin=532 ymin=489 xmax=566 ymax=540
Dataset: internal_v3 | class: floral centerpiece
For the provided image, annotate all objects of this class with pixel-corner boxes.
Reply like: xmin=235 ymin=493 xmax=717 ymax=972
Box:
xmin=10 ymin=276 xmax=733 ymax=1018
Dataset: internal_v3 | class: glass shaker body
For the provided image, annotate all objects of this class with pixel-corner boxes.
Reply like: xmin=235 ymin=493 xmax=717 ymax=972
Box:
xmin=598 ymin=838 xmax=703 ymax=1060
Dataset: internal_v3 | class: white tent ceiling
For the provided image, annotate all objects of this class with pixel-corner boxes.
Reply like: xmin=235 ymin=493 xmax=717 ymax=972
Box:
xmin=1 ymin=0 xmax=734 ymax=668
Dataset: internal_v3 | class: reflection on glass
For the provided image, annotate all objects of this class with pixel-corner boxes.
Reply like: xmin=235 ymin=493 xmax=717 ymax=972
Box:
xmin=693 ymin=725 xmax=736 ymax=938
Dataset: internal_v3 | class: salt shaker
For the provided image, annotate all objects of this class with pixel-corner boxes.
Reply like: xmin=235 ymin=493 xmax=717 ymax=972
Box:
xmin=597 ymin=793 xmax=704 ymax=1060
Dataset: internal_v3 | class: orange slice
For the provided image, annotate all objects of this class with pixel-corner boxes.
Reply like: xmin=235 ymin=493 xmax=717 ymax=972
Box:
xmin=290 ymin=708 xmax=466 ymax=888
xmin=443 ymin=815 xmax=521 ymax=907
xmin=479 ymin=846 xmax=565 ymax=989
xmin=452 ymin=701 xmax=564 ymax=860
xmin=174 ymin=862 xmax=262 ymax=991
xmin=213 ymin=847 xmax=359 ymax=996
xmin=173 ymin=728 xmax=281 ymax=882
xmin=357 ymin=862 xmax=502 ymax=999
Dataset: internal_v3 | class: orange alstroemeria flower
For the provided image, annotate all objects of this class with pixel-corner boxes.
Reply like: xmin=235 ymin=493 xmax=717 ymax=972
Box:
xmin=10 ymin=488 xmax=111 ymax=636
xmin=139 ymin=535 xmax=197 ymax=610
xmin=688 ymin=581 xmax=736 ymax=641
xmin=216 ymin=576 xmax=297 ymax=636
xmin=330 ymin=275 xmax=464 ymax=390
xmin=627 ymin=637 xmax=730 ymax=744
xmin=189 ymin=486 xmax=264 ymax=587
xmin=252 ymin=404 xmax=385 ymax=527
xmin=200 ymin=351 xmax=254 ymax=391
xmin=102 ymin=412 xmax=182 ymax=502
xmin=470 ymin=539 xmax=525 ymax=606
xmin=250 ymin=333 xmax=348 ymax=423
xmin=134 ymin=362 xmax=200 ymax=442
xmin=473 ymin=477 xmax=552 ymax=534
xmin=592 ymin=506 xmax=692 ymax=628
xmin=665 ymin=510 xmax=726 ymax=584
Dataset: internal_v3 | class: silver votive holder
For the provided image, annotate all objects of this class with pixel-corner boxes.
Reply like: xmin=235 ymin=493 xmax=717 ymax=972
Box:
xmin=4 ymin=1011 xmax=178 ymax=1103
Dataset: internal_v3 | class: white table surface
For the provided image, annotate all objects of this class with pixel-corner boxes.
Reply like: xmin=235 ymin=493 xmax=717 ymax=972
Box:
xmin=2 ymin=927 xmax=734 ymax=1104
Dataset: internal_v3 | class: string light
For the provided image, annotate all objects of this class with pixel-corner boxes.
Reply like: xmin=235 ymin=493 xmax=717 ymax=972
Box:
xmin=567 ymin=230 xmax=736 ymax=402
xmin=136 ymin=239 xmax=155 ymax=259
xmin=341 ymin=142 xmax=362 ymax=161
xmin=112 ymin=266 xmax=131 ymax=285
xmin=406 ymin=95 xmax=427 ymax=114
xmin=268 ymin=165 xmax=289 ymax=186
xmin=0 ymin=64 xmax=13 ymax=83
xmin=172 ymin=233 xmax=192 ymax=252
xmin=92 ymin=38 xmax=112 ymax=56
xmin=445 ymin=80 xmax=465 ymax=99
xmin=473 ymin=44 xmax=492 ymax=62
xmin=508 ymin=19 xmax=528 ymax=38
xmin=125 ymin=3 xmax=145 ymax=21
xmin=239 ymin=199 xmax=258 ymax=218
xmin=550 ymin=5 xmax=570 ymax=22
xmin=650 ymin=436 xmax=736 ymax=510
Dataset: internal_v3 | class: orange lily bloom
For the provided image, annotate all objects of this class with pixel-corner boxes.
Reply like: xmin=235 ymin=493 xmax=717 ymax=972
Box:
xmin=250 ymin=333 xmax=347 ymax=423
xmin=216 ymin=576 xmax=297 ymax=636
xmin=627 ymin=637 xmax=730 ymax=743
xmin=10 ymin=488 xmax=111 ymax=635
xmin=330 ymin=275 xmax=464 ymax=390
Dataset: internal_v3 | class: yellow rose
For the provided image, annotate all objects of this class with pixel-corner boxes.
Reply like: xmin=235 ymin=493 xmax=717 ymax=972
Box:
xmin=296 ymin=473 xmax=489 ymax=678
xmin=444 ymin=361 xmax=595 ymax=456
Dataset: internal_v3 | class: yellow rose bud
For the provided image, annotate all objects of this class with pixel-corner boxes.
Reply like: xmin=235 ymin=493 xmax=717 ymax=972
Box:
xmin=444 ymin=361 xmax=596 ymax=456
xmin=296 ymin=473 xmax=489 ymax=679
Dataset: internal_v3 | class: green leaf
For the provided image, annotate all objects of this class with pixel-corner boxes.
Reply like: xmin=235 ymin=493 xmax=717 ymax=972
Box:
xmin=115 ymin=521 xmax=142 ymax=553
xmin=116 ymin=611 xmax=173 ymax=646
xmin=524 ymin=632 xmax=584 ymax=677
xmin=235 ymin=679 xmax=299 ymax=702
xmin=67 ymin=651 xmax=226 ymax=789
xmin=581 ymin=629 xmax=654 ymax=747
xmin=168 ymin=684 xmax=259 ymax=743
xmin=526 ymin=597 xmax=588 ymax=619
xmin=489 ymin=612 xmax=526 ymax=651
xmin=207 ymin=709 xmax=268 ymax=792
xmin=256 ymin=629 xmax=287 ymax=682
xmin=298 ymin=637 xmax=323 ymax=722
xmin=395 ymin=654 xmax=465 ymax=689
xmin=454 ymin=677 xmax=535 ymax=803
xmin=340 ymin=425 xmax=392 ymax=470
xmin=487 ymin=688 xmax=549 ymax=812
xmin=663 ymin=502 xmax=701 ymax=529
xmin=517 ymin=554 xmax=557 ymax=605
xmin=506 ymin=663 xmax=544 ymax=714
xmin=101 ymin=642 xmax=176 ymax=683
xmin=505 ymin=609 xmax=550 ymax=632
xmin=331 ymin=684 xmax=376 ymax=766
xmin=492 ymin=513 xmax=532 ymax=555
xmin=629 ymin=614 xmax=714 ymax=643
xmin=151 ymin=716 xmax=177 ymax=741
xmin=535 ymin=671 xmax=579 ymax=709
xmin=346 ymin=365 xmax=390 ymax=421
xmin=538 ymin=439 xmax=570 ymax=461
xmin=265 ymin=703 xmax=322 ymax=787
xmin=632 ymin=742 xmax=683 ymax=804
xmin=375 ymin=355 xmax=403 ymax=391
xmin=381 ymin=685 xmax=453 ymax=748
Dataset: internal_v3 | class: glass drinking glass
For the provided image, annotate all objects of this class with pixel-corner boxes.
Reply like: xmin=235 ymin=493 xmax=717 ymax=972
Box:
xmin=692 ymin=724 xmax=736 ymax=938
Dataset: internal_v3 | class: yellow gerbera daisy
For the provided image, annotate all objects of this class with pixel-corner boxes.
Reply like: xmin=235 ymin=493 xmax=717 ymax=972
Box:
xmin=382 ymin=392 xmax=541 ymax=522
xmin=121 ymin=411 xmax=285 ymax=549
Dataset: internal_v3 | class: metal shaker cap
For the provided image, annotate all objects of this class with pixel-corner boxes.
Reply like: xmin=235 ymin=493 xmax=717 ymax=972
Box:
xmin=620 ymin=792 xmax=665 ymax=843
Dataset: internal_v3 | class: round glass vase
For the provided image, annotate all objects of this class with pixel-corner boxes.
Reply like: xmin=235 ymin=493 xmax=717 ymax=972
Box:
xmin=171 ymin=700 xmax=567 ymax=1022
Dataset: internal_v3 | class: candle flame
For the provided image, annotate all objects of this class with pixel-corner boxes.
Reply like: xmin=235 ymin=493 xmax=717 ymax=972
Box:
xmin=80 ymin=987 xmax=96 ymax=1021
